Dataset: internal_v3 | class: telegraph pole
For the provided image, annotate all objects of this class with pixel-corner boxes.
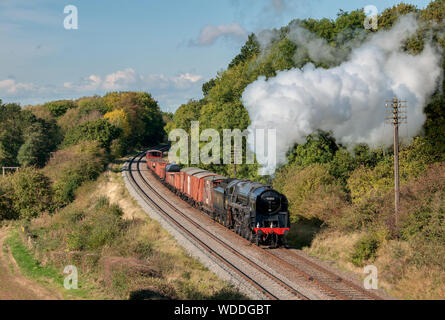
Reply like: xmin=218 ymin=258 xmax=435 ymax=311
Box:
xmin=385 ymin=98 xmax=407 ymax=229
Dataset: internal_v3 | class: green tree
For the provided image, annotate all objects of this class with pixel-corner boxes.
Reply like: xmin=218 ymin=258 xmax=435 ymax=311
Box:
xmin=287 ymin=131 xmax=339 ymax=167
xmin=378 ymin=3 xmax=418 ymax=30
xmin=228 ymin=33 xmax=260 ymax=68
xmin=63 ymin=119 xmax=122 ymax=149
xmin=103 ymin=92 xmax=165 ymax=149
xmin=0 ymin=126 xmax=22 ymax=167
xmin=9 ymin=167 xmax=53 ymax=220
xmin=165 ymin=100 xmax=203 ymax=134
xmin=17 ymin=120 xmax=59 ymax=167
xmin=43 ymin=100 xmax=77 ymax=117
xmin=0 ymin=177 xmax=17 ymax=221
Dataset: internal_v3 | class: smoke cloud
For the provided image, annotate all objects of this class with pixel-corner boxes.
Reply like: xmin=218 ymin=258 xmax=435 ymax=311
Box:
xmin=242 ymin=15 xmax=443 ymax=174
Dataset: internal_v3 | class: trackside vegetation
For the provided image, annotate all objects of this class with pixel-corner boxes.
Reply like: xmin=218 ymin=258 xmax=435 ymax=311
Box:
xmin=0 ymin=1 xmax=443 ymax=300
xmin=163 ymin=1 xmax=445 ymax=299
xmin=0 ymin=92 xmax=245 ymax=299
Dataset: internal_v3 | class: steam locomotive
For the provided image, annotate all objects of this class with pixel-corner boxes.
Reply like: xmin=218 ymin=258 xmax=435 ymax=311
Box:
xmin=146 ymin=150 xmax=290 ymax=247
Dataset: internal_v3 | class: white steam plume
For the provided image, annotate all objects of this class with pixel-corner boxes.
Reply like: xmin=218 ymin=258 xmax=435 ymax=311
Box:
xmin=242 ymin=15 xmax=443 ymax=175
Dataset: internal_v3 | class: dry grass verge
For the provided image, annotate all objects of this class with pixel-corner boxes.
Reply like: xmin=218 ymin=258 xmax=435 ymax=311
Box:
xmin=25 ymin=161 xmax=246 ymax=300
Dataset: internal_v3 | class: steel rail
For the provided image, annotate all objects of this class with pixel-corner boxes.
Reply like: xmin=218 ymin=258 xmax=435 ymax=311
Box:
xmin=127 ymin=151 xmax=309 ymax=300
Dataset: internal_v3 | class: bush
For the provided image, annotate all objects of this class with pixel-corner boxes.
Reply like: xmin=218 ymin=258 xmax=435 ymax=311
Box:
xmin=67 ymin=199 xmax=127 ymax=251
xmin=351 ymin=233 xmax=381 ymax=267
xmin=8 ymin=167 xmax=53 ymax=220
xmin=0 ymin=177 xmax=18 ymax=220
xmin=274 ymin=163 xmax=347 ymax=223
xmin=347 ymin=137 xmax=438 ymax=204
xmin=45 ymin=142 xmax=108 ymax=206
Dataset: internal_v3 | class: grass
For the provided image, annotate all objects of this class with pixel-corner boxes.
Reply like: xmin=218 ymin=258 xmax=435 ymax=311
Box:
xmin=5 ymin=228 xmax=100 ymax=299
xmin=23 ymin=160 xmax=247 ymax=300
xmin=302 ymin=229 xmax=445 ymax=299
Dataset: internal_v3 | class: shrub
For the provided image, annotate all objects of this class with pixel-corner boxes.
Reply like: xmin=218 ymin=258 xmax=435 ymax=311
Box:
xmin=351 ymin=233 xmax=381 ymax=267
xmin=45 ymin=142 xmax=108 ymax=206
xmin=0 ymin=177 xmax=18 ymax=220
xmin=67 ymin=200 xmax=127 ymax=251
xmin=109 ymin=139 xmax=127 ymax=159
xmin=54 ymin=170 xmax=84 ymax=204
xmin=8 ymin=167 xmax=53 ymax=220
xmin=273 ymin=163 xmax=347 ymax=223
xmin=347 ymin=137 xmax=437 ymax=204
xmin=397 ymin=162 xmax=445 ymax=267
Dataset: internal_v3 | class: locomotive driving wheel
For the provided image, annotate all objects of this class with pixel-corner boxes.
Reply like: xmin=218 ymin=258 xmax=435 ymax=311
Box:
xmin=271 ymin=234 xmax=279 ymax=248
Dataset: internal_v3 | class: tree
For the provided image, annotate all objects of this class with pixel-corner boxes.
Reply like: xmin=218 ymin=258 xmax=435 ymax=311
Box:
xmin=286 ymin=131 xmax=339 ymax=167
xmin=228 ymin=34 xmax=260 ymax=69
xmin=0 ymin=126 xmax=22 ymax=167
xmin=77 ymin=96 xmax=110 ymax=115
xmin=202 ymin=78 xmax=216 ymax=96
xmin=0 ymin=177 xmax=17 ymax=221
xmin=16 ymin=119 xmax=60 ymax=168
xmin=378 ymin=3 xmax=418 ymax=30
xmin=17 ymin=128 xmax=46 ymax=167
xmin=420 ymin=0 xmax=445 ymax=23
xmin=43 ymin=100 xmax=77 ymax=117
xmin=9 ymin=167 xmax=53 ymax=220
xmin=63 ymin=119 xmax=122 ymax=149
xmin=104 ymin=109 xmax=131 ymax=137
xmin=165 ymin=100 xmax=202 ymax=134
xmin=103 ymin=92 xmax=165 ymax=148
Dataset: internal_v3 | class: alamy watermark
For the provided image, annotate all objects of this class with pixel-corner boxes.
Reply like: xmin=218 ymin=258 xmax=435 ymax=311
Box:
xmin=64 ymin=5 xmax=78 ymax=30
xmin=168 ymin=121 xmax=276 ymax=175
xmin=363 ymin=265 xmax=378 ymax=290
xmin=63 ymin=265 xmax=78 ymax=290
xmin=364 ymin=5 xmax=378 ymax=30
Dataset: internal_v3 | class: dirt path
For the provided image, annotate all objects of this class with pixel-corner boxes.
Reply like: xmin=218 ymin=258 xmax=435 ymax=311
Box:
xmin=0 ymin=227 xmax=62 ymax=300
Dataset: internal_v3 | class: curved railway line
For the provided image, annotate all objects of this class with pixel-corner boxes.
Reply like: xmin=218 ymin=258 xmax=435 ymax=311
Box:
xmin=123 ymin=147 xmax=384 ymax=300
xmin=126 ymin=150 xmax=309 ymax=300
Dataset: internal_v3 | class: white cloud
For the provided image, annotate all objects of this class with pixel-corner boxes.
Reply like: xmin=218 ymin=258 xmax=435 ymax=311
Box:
xmin=192 ymin=22 xmax=248 ymax=46
xmin=0 ymin=79 xmax=42 ymax=95
xmin=102 ymin=68 xmax=144 ymax=91
xmin=171 ymin=73 xmax=203 ymax=89
xmin=64 ymin=75 xmax=102 ymax=91
xmin=63 ymin=69 xmax=203 ymax=92
xmin=0 ymin=68 xmax=205 ymax=111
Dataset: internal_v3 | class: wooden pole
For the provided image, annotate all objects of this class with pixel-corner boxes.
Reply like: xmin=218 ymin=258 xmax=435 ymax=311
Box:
xmin=393 ymin=98 xmax=400 ymax=228
xmin=385 ymin=98 xmax=407 ymax=231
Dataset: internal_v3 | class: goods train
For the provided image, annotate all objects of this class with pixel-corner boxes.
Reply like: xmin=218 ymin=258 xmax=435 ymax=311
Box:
xmin=146 ymin=150 xmax=290 ymax=247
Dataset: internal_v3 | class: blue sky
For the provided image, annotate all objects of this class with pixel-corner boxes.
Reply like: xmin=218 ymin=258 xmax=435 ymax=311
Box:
xmin=0 ymin=0 xmax=432 ymax=111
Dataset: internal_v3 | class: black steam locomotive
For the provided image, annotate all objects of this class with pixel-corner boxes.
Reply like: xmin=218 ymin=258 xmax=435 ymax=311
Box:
xmin=213 ymin=179 xmax=290 ymax=247
xmin=147 ymin=150 xmax=290 ymax=247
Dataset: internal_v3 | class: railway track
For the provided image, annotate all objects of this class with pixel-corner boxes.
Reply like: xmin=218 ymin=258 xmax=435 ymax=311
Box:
xmin=267 ymin=248 xmax=382 ymax=300
xmin=126 ymin=151 xmax=310 ymax=300
xmin=124 ymin=147 xmax=383 ymax=300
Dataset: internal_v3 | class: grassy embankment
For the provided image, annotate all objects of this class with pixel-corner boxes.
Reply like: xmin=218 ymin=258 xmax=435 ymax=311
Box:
xmin=278 ymin=150 xmax=444 ymax=300
xmin=4 ymin=159 xmax=246 ymax=300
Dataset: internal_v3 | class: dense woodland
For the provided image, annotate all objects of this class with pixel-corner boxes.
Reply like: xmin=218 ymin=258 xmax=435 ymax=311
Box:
xmin=0 ymin=92 xmax=166 ymax=218
xmin=0 ymin=1 xmax=443 ymax=299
